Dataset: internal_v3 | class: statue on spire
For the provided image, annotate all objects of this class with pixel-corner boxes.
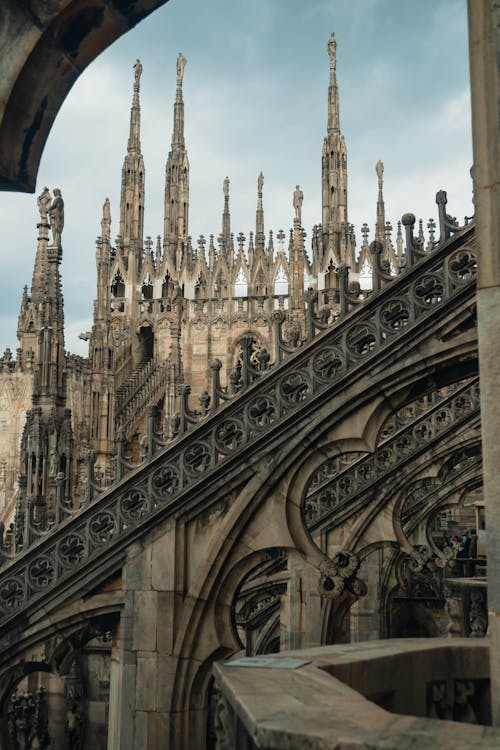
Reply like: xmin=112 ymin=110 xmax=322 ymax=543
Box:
xmin=134 ymin=59 xmax=143 ymax=89
xmin=49 ymin=188 xmax=64 ymax=247
xmin=293 ymin=185 xmax=303 ymax=222
xmin=223 ymin=176 xmax=230 ymax=197
xmin=376 ymin=159 xmax=384 ymax=184
xmin=328 ymin=33 xmax=337 ymax=70
xmin=258 ymin=172 xmax=264 ymax=193
xmin=37 ymin=186 xmax=51 ymax=223
xmin=176 ymin=53 xmax=187 ymax=86
xmin=101 ymin=197 xmax=111 ymax=238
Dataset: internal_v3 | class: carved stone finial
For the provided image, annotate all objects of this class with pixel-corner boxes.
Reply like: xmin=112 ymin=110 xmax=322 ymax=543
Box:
xmin=257 ymin=172 xmax=264 ymax=193
xmin=176 ymin=53 xmax=187 ymax=86
xmin=401 ymin=212 xmax=416 ymax=227
xmin=293 ymin=184 xmax=303 ymax=222
xmin=223 ymin=176 xmax=230 ymax=198
xmin=327 ymin=32 xmax=337 ymax=70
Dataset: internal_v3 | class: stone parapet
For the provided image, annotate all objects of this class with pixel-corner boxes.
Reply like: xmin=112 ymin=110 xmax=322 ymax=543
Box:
xmin=213 ymin=639 xmax=498 ymax=749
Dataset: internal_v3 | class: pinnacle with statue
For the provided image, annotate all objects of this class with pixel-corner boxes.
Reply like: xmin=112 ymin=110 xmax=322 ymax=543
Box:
xmin=37 ymin=186 xmax=64 ymax=246
xmin=177 ymin=53 xmax=187 ymax=85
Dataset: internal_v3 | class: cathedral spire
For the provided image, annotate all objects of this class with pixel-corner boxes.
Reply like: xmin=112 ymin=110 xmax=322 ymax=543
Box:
xmin=375 ymin=160 xmax=386 ymax=243
xmin=95 ymin=198 xmax=111 ymax=325
xmin=119 ymin=59 xmax=145 ymax=253
xmin=327 ymin=32 xmax=340 ymax=134
xmin=290 ymin=186 xmax=305 ymax=312
xmin=18 ymin=188 xmax=62 ymax=360
xmin=255 ymin=172 xmax=265 ymax=255
xmin=321 ymin=32 xmax=348 ymax=268
xmin=172 ymin=53 xmax=186 ymax=148
xmin=222 ymin=176 xmax=231 ymax=255
xmin=29 ymin=187 xmax=51 ymax=306
xmin=15 ymin=190 xmax=73 ymax=536
xmin=164 ymin=54 xmax=190 ymax=270
xmin=128 ymin=59 xmax=142 ymax=154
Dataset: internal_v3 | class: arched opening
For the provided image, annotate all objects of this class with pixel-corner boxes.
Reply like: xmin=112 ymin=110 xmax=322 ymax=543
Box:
xmin=273 ymin=265 xmax=288 ymax=296
xmin=234 ymin=267 xmax=248 ymax=298
xmin=138 ymin=322 xmax=154 ymax=363
xmin=161 ymin=271 xmax=173 ymax=299
xmin=140 ymin=273 xmax=154 ymax=313
xmin=110 ymin=272 xmax=125 ymax=313
xmin=359 ymin=258 xmax=373 ymax=291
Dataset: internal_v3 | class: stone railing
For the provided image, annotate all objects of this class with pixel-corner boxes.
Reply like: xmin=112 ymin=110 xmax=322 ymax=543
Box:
xmin=304 ymin=377 xmax=480 ymax=531
xmin=212 ymin=639 xmax=496 ymax=749
xmin=0 ymin=215 xmax=476 ymax=629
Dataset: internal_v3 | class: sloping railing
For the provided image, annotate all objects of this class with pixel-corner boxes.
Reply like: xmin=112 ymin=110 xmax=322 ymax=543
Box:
xmin=0 ymin=212 xmax=477 ymax=630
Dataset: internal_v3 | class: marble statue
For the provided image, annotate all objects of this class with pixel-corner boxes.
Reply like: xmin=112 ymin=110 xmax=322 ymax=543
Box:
xmin=134 ymin=58 xmax=142 ymax=87
xmin=49 ymin=188 xmax=64 ymax=247
xmin=177 ymin=53 xmax=187 ymax=85
xmin=37 ymin=186 xmax=51 ymax=223
xmin=293 ymin=185 xmax=303 ymax=222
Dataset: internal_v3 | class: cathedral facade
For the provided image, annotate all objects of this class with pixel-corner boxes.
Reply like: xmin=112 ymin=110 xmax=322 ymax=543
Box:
xmin=0 ymin=31 xmax=484 ymax=750
xmin=0 ymin=33 xmax=401 ymax=530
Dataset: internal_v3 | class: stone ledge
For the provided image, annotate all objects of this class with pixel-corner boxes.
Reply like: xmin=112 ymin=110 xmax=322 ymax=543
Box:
xmin=214 ymin=639 xmax=500 ymax=749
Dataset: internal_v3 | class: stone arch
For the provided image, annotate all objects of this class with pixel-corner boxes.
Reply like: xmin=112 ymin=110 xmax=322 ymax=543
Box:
xmin=321 ymin=589 xmax=356 ymax=644
xmin=0 ymin=661 xmax=52 ymax=714
xmin=136 ymin=319 xmax=154 ymax=361
xmin=403 ymin=446 xmax=483 ymax=547
xmin=253 ymin=612 xmax=280 ymax=655
xmin=346 ymin=429 xmax=481 ymax=558
xmin=167 ymin=419 xmax=331 ymax=743
xmin=0 ymin=0 xmax=167 ymax=191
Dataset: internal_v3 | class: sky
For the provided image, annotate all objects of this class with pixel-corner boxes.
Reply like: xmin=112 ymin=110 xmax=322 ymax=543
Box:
xmin=0 ymin=0 xmax=473 ymax=355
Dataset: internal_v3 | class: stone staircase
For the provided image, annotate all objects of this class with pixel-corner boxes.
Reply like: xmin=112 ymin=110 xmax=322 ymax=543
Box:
xmin=0 ymin=219 xmax=478 ymax=632
xmin=114 ymin=358 xmax=167 ymax=438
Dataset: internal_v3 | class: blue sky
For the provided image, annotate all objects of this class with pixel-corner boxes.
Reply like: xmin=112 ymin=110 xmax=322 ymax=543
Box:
xmin=0 ymin=0 xmax=472 ymax=354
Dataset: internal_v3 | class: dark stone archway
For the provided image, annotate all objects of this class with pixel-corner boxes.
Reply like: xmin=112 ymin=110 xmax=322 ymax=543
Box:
xmin=0 ymin=0 xmax=169 ymax=192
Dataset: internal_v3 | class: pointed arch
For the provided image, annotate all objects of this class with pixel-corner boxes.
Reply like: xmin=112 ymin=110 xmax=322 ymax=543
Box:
xmin=234 ymin=266 xmax=248 ymax=298
xmin=141 ymin=272 xmax=153 ymax=300
xmin=252 ymin=261 xmax=268 ymax=297
xmin=273 ymin=263 xmax=288 ymax=296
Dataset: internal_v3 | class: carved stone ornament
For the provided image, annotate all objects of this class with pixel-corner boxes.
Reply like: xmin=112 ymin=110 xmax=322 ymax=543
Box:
xmin=318 ymin=551 xmax=365 ymax=598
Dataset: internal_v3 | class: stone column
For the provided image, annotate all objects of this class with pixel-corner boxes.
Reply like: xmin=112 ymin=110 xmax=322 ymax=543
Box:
xmin=280 ymin=558 xmax=322 ymax=651
xmin=467 ymin=0 xmax=500 ymax=725
xmin=109 ymin=521 xmax=180 ymax=749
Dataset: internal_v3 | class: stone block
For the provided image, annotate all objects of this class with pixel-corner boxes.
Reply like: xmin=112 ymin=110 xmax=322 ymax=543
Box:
xmin=157 ymin=654 xmax=178 ymax=712
xmin=133 ymin=590 xmax=158 ymax=651
xmin=136 ymin=654 xmax=158 ymax=712
xmin=148 ymin=712 xmax=170 ymax=750
xmin=156 ymin=591 xmax=175 ymax=654
xmin=134 ymin=710 xmax=149 ymax=750
xmin=123 ymin=542 xmax=152 ymax=591
xmin=151 ymin=529 xmax=175 ymax=591
xmin=87 ymin=699 xmax=106 ymax=726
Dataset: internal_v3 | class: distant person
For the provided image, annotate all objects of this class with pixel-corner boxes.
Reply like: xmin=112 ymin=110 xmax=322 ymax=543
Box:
xmin=460 ymin=529 xmax=471 ymax=558
xmin=439 ymin=534 xmax=450 ymax=550
xmin=468 ymin=528 xmax=478 ymax=576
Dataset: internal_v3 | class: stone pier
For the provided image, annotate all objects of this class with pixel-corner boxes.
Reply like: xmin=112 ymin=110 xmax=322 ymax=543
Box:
xmin=468 ymin=0 xmax=500 ymax=725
